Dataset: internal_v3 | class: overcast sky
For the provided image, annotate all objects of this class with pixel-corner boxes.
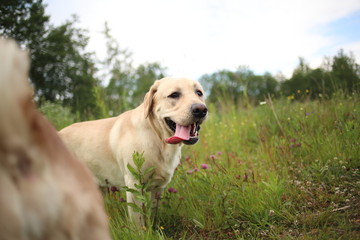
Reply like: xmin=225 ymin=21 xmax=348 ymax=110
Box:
xmin=44 ymin=0 xmax=360 ymax=81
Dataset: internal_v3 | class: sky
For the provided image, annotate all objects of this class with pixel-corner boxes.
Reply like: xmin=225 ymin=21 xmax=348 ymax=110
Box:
xmin=44 ymin=0 xmax=360 ymax=82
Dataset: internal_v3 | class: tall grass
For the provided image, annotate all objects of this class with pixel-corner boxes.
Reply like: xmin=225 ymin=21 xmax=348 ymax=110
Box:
xmin=44 ymin=93 xmax=359 ymax=239
xmin=154 ymin=93 xmax=359 ymax=239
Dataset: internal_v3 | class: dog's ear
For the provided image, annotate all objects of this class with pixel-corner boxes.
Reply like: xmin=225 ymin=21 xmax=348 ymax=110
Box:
xmin=144 ymin=80 xmax=160 ymax=118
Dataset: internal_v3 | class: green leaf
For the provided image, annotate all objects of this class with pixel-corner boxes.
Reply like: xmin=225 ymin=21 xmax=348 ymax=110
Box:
xmin=126 ymin=202 xmax=143 ymax=214
xmin=143 ymin=181 xmax=151 ymax=191
xmin=192 ymin=219 xmax=204 ymax=229
xmin=132 ymin=152 xmax=145 ymax=170
xmin=135 ymin=195 xmax=147 ymax=203
xmin=127 ymin=163 xmax=140 ymax=180
xmin=123 ymin=187 xmax=140 ymax=195
xmin=144 ymin=166 xmax=156 ymax=175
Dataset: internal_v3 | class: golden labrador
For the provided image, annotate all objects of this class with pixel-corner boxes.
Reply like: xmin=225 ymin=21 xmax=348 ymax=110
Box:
xmin=0 ymin=38 xmax=110 ymax=240
xmin=60 ymin=77 xmax=208 ymax=226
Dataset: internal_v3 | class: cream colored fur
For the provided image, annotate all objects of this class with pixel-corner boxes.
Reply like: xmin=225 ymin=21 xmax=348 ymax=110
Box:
xmin=0 ymin=38 xmax=110 ymax=240
xmin=60 ymin=77 xmax=207 ymax=226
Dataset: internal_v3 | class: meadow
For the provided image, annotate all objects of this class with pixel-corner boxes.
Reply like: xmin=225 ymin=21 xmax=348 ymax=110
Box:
xmin=44 ymin=93 xmax=359 ymax=239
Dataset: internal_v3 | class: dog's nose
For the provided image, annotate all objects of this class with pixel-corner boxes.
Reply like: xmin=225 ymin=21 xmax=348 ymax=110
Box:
xmin=191 ymin=103 xmax=208 ymax=119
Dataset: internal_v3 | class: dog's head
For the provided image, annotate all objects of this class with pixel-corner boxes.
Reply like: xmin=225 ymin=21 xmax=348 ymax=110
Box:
xmin=144 ymin=77 xmax=207 ymax=145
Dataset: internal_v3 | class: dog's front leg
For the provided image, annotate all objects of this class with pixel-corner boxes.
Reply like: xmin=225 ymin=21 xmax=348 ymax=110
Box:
xmin=125 ymin=176 xmax=145 ymax=227
xmin=126 ymin=191 xmax=144 ymax=227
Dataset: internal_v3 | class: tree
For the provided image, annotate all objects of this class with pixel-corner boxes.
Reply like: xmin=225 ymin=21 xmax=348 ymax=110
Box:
xmin=31 ymin=16 xmax=106 ymax=119
xmin=247 ymin=73 xmax=279 ymax=100
xmin=1 ymin=2 xmax=106 ymax=119
xmin=331 ymin=49 xmax=360 ymax=93
xmin=0 ymin=0 xmax=49 ymax=46
xmin=200 ymin=67 xmax=279 ymax=107
xmin=281 ymin=53 xmax=359 ymax=98
xmin=0 ymin=0 xmax=50 ymax=98
xmin=132 ymin=62 xmax=166 ymax=106
xmin=100 ymin=22 xmax=167 ymax=115
xmin=281 ymin=58 xmax=310 ymax=96
xmin=101 ymin=22 xmax=134 ymax=115
xmin=200 ymin=70 xmax=236 ymax=105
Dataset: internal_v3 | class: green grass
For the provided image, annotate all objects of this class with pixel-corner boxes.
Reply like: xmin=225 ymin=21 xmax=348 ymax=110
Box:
xmin=45 ymin=93 xmax=360 ymax=239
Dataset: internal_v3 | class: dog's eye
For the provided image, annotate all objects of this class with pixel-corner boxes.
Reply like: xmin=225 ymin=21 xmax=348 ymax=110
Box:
xmin=196 ymin=90 xmax=203 ymax=97
xmin=168 ymin=92 xmax=180 ymax=98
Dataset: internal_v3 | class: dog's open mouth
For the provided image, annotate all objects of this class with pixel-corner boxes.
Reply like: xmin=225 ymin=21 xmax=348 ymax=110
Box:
xmin=165 ymin=118 xmax=200 ymax=145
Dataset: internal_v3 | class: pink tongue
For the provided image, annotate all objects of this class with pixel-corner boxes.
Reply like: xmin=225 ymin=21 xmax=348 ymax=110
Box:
xmin=165 ymin=123 xmax=190 ymax=144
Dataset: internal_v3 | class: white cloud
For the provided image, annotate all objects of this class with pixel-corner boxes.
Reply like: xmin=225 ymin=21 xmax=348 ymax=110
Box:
xmin=45 ymin=0 xmax=360 ymax=80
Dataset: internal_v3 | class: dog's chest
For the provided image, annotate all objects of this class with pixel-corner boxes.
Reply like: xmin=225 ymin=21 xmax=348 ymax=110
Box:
xmin=151 ymin=146 xmax=182 ymax=188
xmin=164 ymin=146 xmax=182 ymax=171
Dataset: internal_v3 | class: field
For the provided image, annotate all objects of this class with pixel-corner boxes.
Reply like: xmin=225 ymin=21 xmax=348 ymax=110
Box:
xmin=45 ymin=93 xmax=359 ymax=239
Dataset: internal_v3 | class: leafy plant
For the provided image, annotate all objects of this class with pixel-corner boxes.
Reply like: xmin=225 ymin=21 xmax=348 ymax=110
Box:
xmin=124 ymin=152 xmax=156 ymax=228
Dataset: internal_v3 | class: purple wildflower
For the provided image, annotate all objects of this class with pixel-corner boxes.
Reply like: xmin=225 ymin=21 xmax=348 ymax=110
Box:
xmin=217 ymin=151 xmax=222 ymax=155
xmin=193 ymin=167 xmax=199 ymax=172
xmin=201 ymin=164 xmax=209 ymax=169
xmin=243 ymin=173 xmax=248 ymax=182
xmin=168 ymin=187 xmax=177 ymax=193
xmin=210 ymin=154 xmax=216 ymax=160
xmin=110 ymin=186 xmax=119 ymax=192
xmin=187 ymin=170 xmax=193 ymax=175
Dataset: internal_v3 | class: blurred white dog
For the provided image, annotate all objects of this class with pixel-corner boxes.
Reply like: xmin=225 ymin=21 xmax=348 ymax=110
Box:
xmin=0 ymin=38 xmax=111 ymax=240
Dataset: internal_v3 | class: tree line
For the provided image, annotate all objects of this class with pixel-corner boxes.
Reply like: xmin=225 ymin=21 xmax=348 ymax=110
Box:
xmin=1 ymin=0 xmax=359 ymax=120
xmin=200 ymin=52 xmax=360 ymax=108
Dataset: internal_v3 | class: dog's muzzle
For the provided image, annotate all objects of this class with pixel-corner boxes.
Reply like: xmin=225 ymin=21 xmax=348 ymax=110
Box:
xmin=164 ymin=104 xmax=207 ymax=145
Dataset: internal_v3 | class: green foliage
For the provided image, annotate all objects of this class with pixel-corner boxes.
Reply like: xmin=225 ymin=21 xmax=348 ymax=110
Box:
xmin=104 ymin=152 xmax=162 ymax=239
xmin=331 ymin=49 xmax=360 ymax=93
xmin=38 ymin=101 xmax=76 ymax=130
xmin=281 ymin=51 xmax=360 ymax=99
xmin=0 ymin=0 xmax=49 ymax=47
xmin=201 ymin=51 xmax=360 ymax=107
xmin=281 ymin=58 xmax=323 ymax=97
xmin=1 ymin=2 xmax=107 ymax=120
xmin=125 ymin=152 xmax=156 ymax=224
xmin=132 ymin=62 xmax=166 ymax=106
xmin=101 ymin=21 xmax=133 ymax=115
xmin=200 ymin=66 xmax=279 ymax=108
xmin=34 ymin=16 xmax=107 ymax=120
xmin=104 ymin=94 xmax=359 ymax=239
xmin=104 ymin=192 xmax=166 ymax=240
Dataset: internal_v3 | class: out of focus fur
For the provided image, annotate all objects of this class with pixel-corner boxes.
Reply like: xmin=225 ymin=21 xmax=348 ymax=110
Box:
xmin=0 ymin=38 xmax=110 ymax=240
